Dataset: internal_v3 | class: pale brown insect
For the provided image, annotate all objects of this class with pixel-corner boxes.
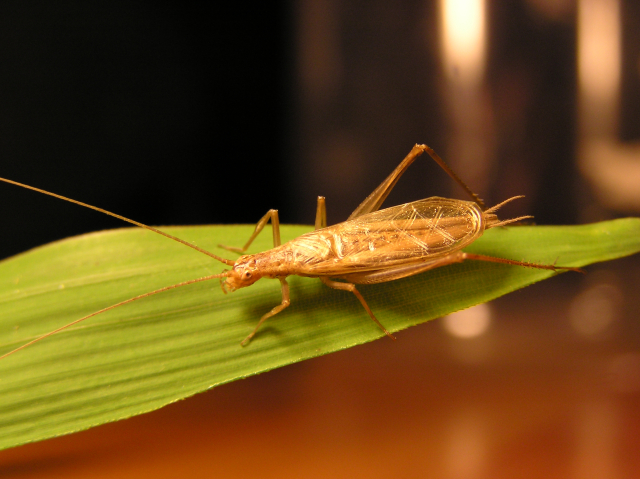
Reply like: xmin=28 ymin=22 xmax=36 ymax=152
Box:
xmin=0 ymin=144 xmax=580 ymax=357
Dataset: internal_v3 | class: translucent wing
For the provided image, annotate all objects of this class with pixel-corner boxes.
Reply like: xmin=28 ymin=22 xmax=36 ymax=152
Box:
xmin=294 ymin=197 xmax=486 ymax=276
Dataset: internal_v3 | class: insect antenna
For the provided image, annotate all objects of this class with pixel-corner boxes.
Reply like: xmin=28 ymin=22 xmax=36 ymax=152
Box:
xmin=0 ymin=272 xmax=230 ymax=361
xmin=0 ymin=176 xmax=234 ymax=266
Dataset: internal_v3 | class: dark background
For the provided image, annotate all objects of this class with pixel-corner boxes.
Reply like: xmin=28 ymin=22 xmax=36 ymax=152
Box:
xmin=0 ymin=2 xmax=291 ymax=259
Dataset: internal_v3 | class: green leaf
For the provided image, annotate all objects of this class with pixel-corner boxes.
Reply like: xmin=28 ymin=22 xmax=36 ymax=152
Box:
xmin=0 ymin=218 xmax=639 ymax=450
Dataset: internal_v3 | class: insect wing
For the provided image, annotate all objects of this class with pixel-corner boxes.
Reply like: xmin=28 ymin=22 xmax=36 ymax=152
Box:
xmin=307 ymin=197 xmax=485 ymax=275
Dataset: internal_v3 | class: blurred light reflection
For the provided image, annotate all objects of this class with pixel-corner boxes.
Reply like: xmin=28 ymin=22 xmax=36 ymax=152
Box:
xmin=577 ymin=0 xmax=620 ymax=137
xmin=440 ymin=0 xmax=486 ymax=86
xmin=438 ymin=0 xmax=490 ymax=189
xmin=577 ymin=0 xmax=640 ymax=213
xmin=569 ymin=282 xmax=621 ymax=337
xmin=443 ymin=303 xmax=492 ymax=338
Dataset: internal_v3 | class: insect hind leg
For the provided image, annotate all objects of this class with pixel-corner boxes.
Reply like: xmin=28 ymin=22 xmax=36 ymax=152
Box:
xmin=463 ymin=253 xmax=584 ymax=273
xmin=319 ymin=277 xmax=396 ymax=340
xmin=347 ymin=144 xmax=485 ymax=220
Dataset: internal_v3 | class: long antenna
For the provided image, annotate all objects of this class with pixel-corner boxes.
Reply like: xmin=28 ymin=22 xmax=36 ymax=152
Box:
xmin=0 ymin=272 xmax=229 ymax=361
xmin=0 ymin=176 xmax=234 ymax=266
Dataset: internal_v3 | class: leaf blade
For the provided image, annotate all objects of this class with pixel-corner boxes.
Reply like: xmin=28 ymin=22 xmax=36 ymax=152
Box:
xmin=0 ymin=218 xmax=639 ymax=450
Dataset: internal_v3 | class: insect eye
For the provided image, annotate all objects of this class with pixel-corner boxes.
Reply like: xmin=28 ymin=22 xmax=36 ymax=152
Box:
xmin=243 ymin=271 xmax=252 ymax=280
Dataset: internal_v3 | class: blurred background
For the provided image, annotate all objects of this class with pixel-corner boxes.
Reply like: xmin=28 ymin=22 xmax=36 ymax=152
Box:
xmin=1 ymin=0 xmax=639 ymax=477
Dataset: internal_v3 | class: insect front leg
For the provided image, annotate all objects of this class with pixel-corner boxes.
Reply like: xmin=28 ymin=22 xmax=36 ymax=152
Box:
xmin=241 ymin=277 xmax=290 ymax=346
xmin=219 ymin=209 xmax=282 ymax=253
xmin=319 ymin=277 xmax=396 ymax=340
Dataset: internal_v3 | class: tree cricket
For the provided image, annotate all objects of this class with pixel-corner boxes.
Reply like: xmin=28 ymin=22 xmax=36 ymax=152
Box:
xmin=0 ymin=144 xmax=581 ymax=358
